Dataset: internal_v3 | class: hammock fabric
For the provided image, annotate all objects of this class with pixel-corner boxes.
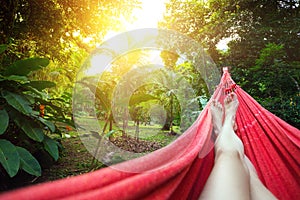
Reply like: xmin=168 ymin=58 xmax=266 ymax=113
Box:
xmin=1 ymin=68 xmax=299 ymax=200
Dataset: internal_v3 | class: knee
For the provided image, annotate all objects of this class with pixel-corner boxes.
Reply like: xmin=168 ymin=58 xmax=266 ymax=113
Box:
xmin=214 ymin=134 xmax=245 ymax=156
xmin=215 ymin=148 xmax=241 ymax=160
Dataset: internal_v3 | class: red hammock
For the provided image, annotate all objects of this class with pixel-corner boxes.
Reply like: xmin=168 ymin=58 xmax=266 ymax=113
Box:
xmin=1 ymin=68 xmax=299 ymax=200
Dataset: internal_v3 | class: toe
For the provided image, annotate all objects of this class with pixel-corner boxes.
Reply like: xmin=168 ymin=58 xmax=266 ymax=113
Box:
xmin=224 ymin=95 xmax=230 ymax=105
xmin=211 ymin=99 xmax=216 ymax=106
xmin=217 ymin=102 xmax=222 ymax=110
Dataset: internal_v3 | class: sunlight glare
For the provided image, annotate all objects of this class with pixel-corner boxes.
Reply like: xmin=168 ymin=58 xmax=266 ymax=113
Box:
xmin=86 ymin=0 xmax=168 ymax=76
xmin=104 ymin=0 xmax=167 ymax=40
xmin=125 ymin=0 xmax=167 ymax=29
xmin=216 ymin=39 xmax=230 ymax=51
xmin=86 ymin=54 xmax=113 ymax=75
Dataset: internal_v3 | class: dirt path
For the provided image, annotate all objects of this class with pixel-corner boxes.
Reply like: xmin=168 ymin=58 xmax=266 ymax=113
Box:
xmin=35 ymin=136 xmax=105 ymax=184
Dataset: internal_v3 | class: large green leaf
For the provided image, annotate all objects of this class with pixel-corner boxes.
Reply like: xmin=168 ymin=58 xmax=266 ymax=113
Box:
xmin=129 ymin=94 xmax=157 ymax=106
xmin=25 ymin=81 xmax=56 ymax=91
xmin=21 ymin=122 xmax=44 ymax=142
xmin=6 ymin=75 xmax=29 ymax=83
xmin=16 ymin=147 xmax=41 ymax=176
xmin=0 ymin=139 xmax=20 ymax=177
xmin=38 ymin=117 xmax=56 ymax=132
xmin=78 ymin=81 xmax=111 ymax=111
xmin=43 ymin=137 xmax=59 ymax=161
xmin=4 ymin=58 xmax=50 ymax=76
xmin=12 ymin=112 xmax=45 ymax=142
xmin=2 ymin=91 xmax=33 ymax=115
xmin=25 ymin=86 xmax=49 ymax=99
xmin=0 ymin=109 xmax=9 ymax=135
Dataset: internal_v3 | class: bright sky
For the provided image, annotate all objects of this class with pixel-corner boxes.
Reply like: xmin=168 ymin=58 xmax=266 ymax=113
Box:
xmin=125 ymin=0 xmax=167 ymax=29
xmin=87 ymin=0 xmax=228 ymax=75
xmin=104 ymin=0 xmax=167 ymax=40
xmin=87 ymin=0 xmax=168 ymax=75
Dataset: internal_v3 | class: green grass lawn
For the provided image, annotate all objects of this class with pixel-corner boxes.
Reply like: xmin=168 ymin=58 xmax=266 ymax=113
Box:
xmin=29 ymin=118 xmax=181 ymax=186
xmin=72 ymin=117 xmax=181 ymax=147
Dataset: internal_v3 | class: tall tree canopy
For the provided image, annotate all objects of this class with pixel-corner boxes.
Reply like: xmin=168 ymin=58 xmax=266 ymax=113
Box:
xmin=160 ymin=0 xmax=300 ymax=128
xmin=0 ymin=0 xmax=141 ymax=186
xmin=0 ymin=0 xmax=140 ymax=109
xmin=0 ymin=0 xmax=139 ymax=60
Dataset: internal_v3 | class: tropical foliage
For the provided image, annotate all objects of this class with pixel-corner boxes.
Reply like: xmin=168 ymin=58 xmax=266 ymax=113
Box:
xmin=0 ymin=0 xmax=140 ymax=185
xmin=0 ymin=0 xmax=299 ymax=190
xmin=0 ymin=45 xmax=62 ymax=178
xmin=160 ymin=0 xmax=300 ymax=128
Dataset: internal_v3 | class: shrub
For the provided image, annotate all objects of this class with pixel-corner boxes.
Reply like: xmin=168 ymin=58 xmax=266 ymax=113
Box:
xmin=0 ymin=44 xmax=62 ymax=178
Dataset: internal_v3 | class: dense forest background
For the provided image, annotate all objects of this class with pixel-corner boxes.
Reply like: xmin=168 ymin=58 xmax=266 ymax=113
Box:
xmin=160 ymin=0 xmax=300 ymax=128
xmin=0 ymin=0 xmax=299 ymax=190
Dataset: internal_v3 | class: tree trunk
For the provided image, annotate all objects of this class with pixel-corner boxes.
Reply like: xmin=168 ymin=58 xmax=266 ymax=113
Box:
xmin=122 ymin=108 xmax=128 ymax=137
xmin=109 ymin=112 xmax=113 ymax=131
xmin=161 ymin=115 xmax=171 ymax=130
xmin=135 ymin=120 xmax=140 ymax=142
xmin=169 ymin=94 xmax=174 ymax=134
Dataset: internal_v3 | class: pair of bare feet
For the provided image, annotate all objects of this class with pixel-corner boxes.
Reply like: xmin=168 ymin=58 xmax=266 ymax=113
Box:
xmin=199 ymin=93 xmax=277 ymax=200
xmin=210 ymin=93 xmax=245 ymax=161
xmin=210 ymin=92 xmax=238 ymax=136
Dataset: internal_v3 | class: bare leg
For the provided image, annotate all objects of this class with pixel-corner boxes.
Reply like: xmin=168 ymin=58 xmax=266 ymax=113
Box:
xmin=244 ymin=157 xmax=277 ymax=200
xmin=200 ymin=93 xmax=250 ymax=200
xmin=215 ymin=93 xmax=243 ymax=156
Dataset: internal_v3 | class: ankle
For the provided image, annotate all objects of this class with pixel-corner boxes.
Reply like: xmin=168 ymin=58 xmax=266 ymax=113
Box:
xmin=224 ymin=115 xmax=234 ymax=122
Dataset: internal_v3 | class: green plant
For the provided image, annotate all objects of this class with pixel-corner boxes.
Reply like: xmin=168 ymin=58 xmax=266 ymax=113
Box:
xmin=0 ymin=44 xmax=61 ymax=178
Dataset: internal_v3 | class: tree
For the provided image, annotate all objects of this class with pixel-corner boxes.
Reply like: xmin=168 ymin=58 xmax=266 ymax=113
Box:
xmin=0 ymin=0 xmax=141 ymax=187
xmin=159 ymin=49 xmax=209 ymax=133
xmin=248 ymin=43 xmax=300 ymax=127
xmin=0 ymin=0 xmax=141 ymax=130
xmin=0 ymin=47 xmax=64 ymax=189
xmin=160 ymin=0 xmax=300 ymax=128
xmin=0 ymin=0 xmax=140 ymax=57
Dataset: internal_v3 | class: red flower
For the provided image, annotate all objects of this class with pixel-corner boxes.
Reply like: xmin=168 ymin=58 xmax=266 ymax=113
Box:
xmin=39 ymin=104 xmax=45 ymax=118
xmin=66 ymin=126 xmax=72 ymax=131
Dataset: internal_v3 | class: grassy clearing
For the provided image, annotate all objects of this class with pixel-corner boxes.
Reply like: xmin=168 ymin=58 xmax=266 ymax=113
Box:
xmin=28 ymin=119 xmax=180 ymax=186
xmin=73 ymin=117 xmax=181 ymax=147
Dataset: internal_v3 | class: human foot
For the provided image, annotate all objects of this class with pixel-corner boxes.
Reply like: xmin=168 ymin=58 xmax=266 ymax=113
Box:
xmin=224 ymin=93 xmax=239 ymax=129
xmin=210 ymin=99 xmax=223 ymax=135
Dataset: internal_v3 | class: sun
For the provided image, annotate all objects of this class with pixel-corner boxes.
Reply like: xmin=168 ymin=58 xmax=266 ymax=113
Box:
xmin=125 ymin=0 xmax=167 ymax=29
xmin=104 ymin=0 xmax=167 ymax=39
xmin=86 ymin=0 xmax=168 ymax=75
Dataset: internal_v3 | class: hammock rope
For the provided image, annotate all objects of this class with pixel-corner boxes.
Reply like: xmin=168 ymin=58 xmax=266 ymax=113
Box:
xmin=0 ymin=68 xmax=299 ymax=200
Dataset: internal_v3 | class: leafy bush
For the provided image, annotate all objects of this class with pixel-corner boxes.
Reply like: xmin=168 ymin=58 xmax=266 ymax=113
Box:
xmin=0 ymin=44 xmax=62 ymax=178
xmin=234 ymin=43 xmax=300 ymax=129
